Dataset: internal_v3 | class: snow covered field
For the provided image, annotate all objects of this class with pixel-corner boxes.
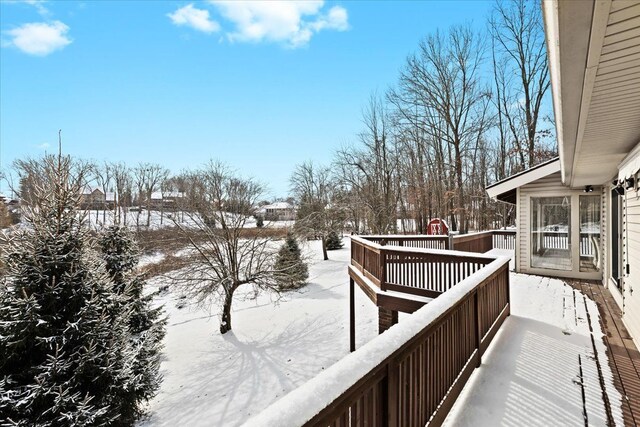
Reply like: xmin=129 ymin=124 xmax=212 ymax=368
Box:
xmin=139 ymin=241 xmax=621 ymax=426
xmin=81 ymin=209 xmax=294 ymax=231
xmin=139 ymin=239 xmax=378 ymax=426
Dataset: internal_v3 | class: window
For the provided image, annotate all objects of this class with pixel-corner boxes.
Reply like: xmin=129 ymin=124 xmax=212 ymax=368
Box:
xmin=579 ymin=195 xmax=600 ymax=272
xmin=531 ymin=197 xmax=571 ymax=270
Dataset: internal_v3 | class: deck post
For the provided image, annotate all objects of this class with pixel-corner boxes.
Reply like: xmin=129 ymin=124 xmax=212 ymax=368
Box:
xmin=474 ymin=291 xmax=482 ymax=367
xmin=380 ymin=247 xmax=387 ymax=291
xmin=379 ymin=307 xmax=398 ymax=334
xmin=386 ymin=362 xmax=398 ymax=427
xmin=350 ymin=277 xmax=355 ymax=352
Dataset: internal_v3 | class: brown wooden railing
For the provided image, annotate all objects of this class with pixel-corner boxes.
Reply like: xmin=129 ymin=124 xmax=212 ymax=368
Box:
xmin=247 ymin=235 xmax=511 ymax=427
xmin=360 ymin=229 xmax=517 ymax=254
xmin=452 ymin=231 xmax=494 ymax=253
xmin=364 ymin=235 xmax=449 ymax=250
xmin=352 ymin=237 xmax=493 ymax=296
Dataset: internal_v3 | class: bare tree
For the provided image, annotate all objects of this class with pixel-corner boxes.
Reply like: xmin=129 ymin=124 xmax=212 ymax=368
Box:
xmin=91 ymin=161 xmax=113 ymax=224
xmin=110 ymin=162 xmax=132 ymax=226
xmin=131 ymin=163 xmax=168 ymax=230
xmin=169 ymin=161 xmax=282 ymax=334
xmin=143 ymin=164 xmax=169 ymax=228
xmin=335 ymin=94 xmax=400 ymax=234
xmin=490 ymin=0 xmax=552 ymax=169
xmin=290 ymin=161 xmax=345 ymax=260
xmin=12 ymin=156 xmax=93 ymax=209
xmin=397 ymin=25 xmax=490 ymax=233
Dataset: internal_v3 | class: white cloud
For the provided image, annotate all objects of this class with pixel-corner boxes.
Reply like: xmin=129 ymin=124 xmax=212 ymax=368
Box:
xmin=3 ymin=0 xmax=50 ymax=16
xmin=37 ymin=142 xmax=50 ymax=150
xmin=24 ymin=0 xmax=50 ymax=16
xmin=208 ymin=1 xmax=349 ymax=48
xmin=167 ymin=4 xmax=220 ymax=34
xmin=5 ymin=21 xmax=71 ymax=56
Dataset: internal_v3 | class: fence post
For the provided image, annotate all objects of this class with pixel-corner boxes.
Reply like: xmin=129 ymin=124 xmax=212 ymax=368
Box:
xmin=350 ymin=278 xmax=355 ymax=352
xmin=475 ymin=291 xmax=482 ymax=367
xmin=448 ymin=233 xmax=453 ymax=250
xmin=380 ymin=247 xmax=387 ymax=291
xmin=386 ymin=362 xmax=398 ymax=427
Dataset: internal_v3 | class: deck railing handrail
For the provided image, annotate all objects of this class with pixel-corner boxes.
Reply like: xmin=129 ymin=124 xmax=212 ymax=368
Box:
xmin=351 ymin=235 xmax=497 ymax=293
xmin=244 ymin=255 xmax=511 ymax=427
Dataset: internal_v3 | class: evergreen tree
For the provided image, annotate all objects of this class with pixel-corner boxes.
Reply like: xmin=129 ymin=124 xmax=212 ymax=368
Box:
xmin=325 ymin=231 xmax=344 ymax=250
xmin=255 ymin=215 xmax=264 ymax=228
xmin=274 ymin=234 xmax=308 ymax=290
xmin=99 ymin=225 xmax=166 ymax=421
xmin=0 ymin=153 xmax=135 ymax=426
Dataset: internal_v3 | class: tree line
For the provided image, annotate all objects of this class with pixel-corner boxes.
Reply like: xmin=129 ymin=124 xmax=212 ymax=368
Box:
xmin=295 ymin=0 xmax=555 ymax=236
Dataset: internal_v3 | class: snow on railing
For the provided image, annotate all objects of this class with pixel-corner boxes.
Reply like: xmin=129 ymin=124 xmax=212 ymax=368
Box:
xmin=244 ymin=255 xmax=511 ymax=427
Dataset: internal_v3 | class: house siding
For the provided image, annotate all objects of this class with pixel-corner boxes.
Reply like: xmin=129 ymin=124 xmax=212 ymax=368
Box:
xmin=623 ymin=184 xmax=640 ymax=343
xmin=517 ymin=172 xmax=568 ymax=272
xmin=602 ymin=188 xmax=608 ymax=284
xmin=515 ymin=171 xmax=602 ymax=280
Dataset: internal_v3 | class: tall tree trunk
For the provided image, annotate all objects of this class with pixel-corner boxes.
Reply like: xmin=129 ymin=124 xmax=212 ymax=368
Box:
xmin=220 ymin=287 xmax=235 ymax=334
xmin=455 ymin=142 xmax=466 ymax=234
xmin=146 ymin=193 xmax=152 ymax=227
xmin=321 ymin=237 xmax=328 ymax=261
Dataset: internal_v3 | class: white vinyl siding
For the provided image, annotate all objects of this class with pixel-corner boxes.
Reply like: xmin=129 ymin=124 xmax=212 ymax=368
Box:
xmin=601 ymin=188 xmax=608 ymax=284
xmin=518 ymin=172 xmax=570 ymax=272
xmin=515 ymin=171 xmax=602 ymax=280
xmin=623 ymin=184 xmax=640 ymax=343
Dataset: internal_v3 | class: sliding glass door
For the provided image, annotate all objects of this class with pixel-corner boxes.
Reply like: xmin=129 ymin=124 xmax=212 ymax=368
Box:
xmin=579 ymin=195 xmax=601 ymax=273
xmin=531 ymin=197 xmax=572 ymax=270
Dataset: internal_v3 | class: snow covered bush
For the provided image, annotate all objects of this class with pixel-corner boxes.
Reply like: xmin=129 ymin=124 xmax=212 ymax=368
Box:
xmin=0 ymin=153 xmax=138 ymax=426
xmin=99 ymin=225 xmax=166 ymax=421
xmin=274 ymin=234 xmax=309 ymax=290
xmin=325 ymin=231 xmax=344 ymax=250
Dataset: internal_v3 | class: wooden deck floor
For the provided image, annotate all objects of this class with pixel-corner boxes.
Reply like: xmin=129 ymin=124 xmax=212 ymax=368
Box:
xmin=567 ymin=280 xmax=640 ymax=427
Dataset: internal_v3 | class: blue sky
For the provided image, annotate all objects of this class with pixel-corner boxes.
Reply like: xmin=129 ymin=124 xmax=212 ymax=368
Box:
xmin=1 ymin=0 xmax=495 ymax=198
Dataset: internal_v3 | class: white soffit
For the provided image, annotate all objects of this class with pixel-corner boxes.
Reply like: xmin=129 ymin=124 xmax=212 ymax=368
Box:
xmin=618 ymin=140 xmax=640 ymax=179
xmin=486 ymin=158 xmax=561 ymax=201
xmin=547 ymin=0 xmax=640 ymax=187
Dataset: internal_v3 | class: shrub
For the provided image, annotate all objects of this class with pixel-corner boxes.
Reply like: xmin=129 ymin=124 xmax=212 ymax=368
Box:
xmin=274 ymin=234 xmax=308 ymax=290
xmin=326 ymin=231 xmax=344 ymax=250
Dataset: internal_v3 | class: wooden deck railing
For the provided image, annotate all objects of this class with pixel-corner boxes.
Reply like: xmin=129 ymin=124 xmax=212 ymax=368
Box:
xmin=352 ymin=237 xmax=493 ymax=296
xmin=492 ymin=229 xmax=516 ymax=250
xmin=360 ymin=229 xmax=517 ymax=254
xmin=364 ymin=235 xmax=449 ymax=250
xmin=247 ymin=235 xmax=511 ymax=427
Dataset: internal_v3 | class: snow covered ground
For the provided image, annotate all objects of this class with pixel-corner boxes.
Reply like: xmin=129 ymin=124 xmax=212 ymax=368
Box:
xmin=81 ymin=209 xmax=294 ymax=231
xmin=138 ymin=239 xmax=378 ymax=427
xmin=443 ymin=273 xmax=623 ymax=427
xmin=139 ymin=241 xmax=622 ymax=426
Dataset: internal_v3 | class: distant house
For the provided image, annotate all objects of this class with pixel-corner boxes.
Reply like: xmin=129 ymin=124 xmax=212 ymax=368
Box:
xmin=258 ymin=202 xmax=296 ymax=221
xmin=79 ymin=188 xmax=116 ymax=210
xmin=150 ymin=191 xmax=185 ymax=210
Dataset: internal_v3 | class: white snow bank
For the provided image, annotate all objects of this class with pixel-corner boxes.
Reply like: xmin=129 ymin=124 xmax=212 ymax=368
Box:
xmin=138 ymin=252 xmax=166 ymax=268
xmin=243 ymin=256 xmax=509 ymax=427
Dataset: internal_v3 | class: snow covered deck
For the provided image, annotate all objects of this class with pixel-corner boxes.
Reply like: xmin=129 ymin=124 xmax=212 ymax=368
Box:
xmin=139 ymin=235 xmax=637 ymax=426
xmin=443 ymin=273 xmax=624 ymax=426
